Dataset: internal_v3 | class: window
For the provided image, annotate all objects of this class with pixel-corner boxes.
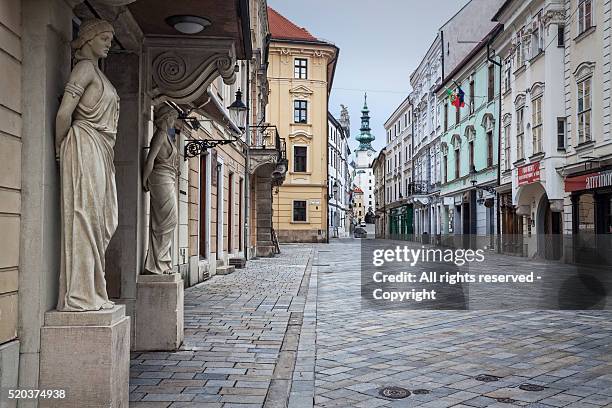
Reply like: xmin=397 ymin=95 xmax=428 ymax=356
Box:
xmin=531 ymin=23 xmax=543 ymax=57
xmin=294 ymin=58 xmax=307 ymax=79
xmin=487 ymin=131 xmax=494 ymax=167
xmin=294 ymin=146 xmax=307 ymax=172
xmin=515 ymin=29 xmax=525 ymax=67
xmin=516 ymin=107 xmax=525 ymax=159
xmin=488 ymin=65 xmax=495 ymax=102
xmin=293 ymin=200 xmax=307 ymax=222
xmin=504 ymin=124 xmax=511 ymax=170
xmin=454 ymin=147 xmax=460 ymax=179
xmin=455 ymin=105 xmax=460 ymax=124
xmin=578 ymin=0 xmax=593 ymax=35
xmin=558 ymin=25 xmax=565 ymax=47
xmin=469 ymin=140 xmax=475 ymax=172
xmin=557 ymin=117 xmax=566 ymax=149
xmin=443 ymin=154 xmax=448 ymax=183
xmin=443 ymin=103 xmax=449 ymax=131
xmin=469 ymin=78 xmax=475 ymax=114
xmin=294 ymin=100 xmax=307 ymax=123
xmin=532 ymin=97 xmax=543 ymax=154
xmin=404 ymin=113 xmax=408 ymax=127
xmin=577 ymin=78 xmax=592 ymax=143
xmin=503 ymin=60 xmax=512 ymax=93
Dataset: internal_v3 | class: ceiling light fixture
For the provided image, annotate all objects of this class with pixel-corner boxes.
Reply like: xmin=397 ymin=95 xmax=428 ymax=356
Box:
xmin=165 ymin=15 xmax=211 ymax=34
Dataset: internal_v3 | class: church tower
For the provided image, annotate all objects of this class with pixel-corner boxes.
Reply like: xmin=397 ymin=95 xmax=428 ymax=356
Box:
xmin=352 ymin=93 xmax=376 ymax=223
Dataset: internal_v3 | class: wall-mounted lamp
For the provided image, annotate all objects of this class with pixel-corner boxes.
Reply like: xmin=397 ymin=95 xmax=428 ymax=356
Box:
xmin=166 ymin=15 xmax=211 ymax=34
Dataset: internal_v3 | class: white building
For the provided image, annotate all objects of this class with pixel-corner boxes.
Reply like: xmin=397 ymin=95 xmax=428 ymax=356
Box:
xmin=383 ymin=96 xmax=414 ymax=236
xmin=328 ymin=107 xmax=352 ymax=238
xmin=492 ymin=0 xmax=567 ymax=258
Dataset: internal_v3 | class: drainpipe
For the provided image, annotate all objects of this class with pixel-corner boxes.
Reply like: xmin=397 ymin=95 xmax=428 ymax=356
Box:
xmin=244 ymin=61 xmax=251 ymax=260
xmin=487 ymin=36 xmax=503 ymax=250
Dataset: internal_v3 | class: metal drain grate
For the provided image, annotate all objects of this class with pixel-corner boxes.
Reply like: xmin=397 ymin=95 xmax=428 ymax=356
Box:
xmin=412 ymin=389 xmax=430 ymax=395
xmin=519 ymin=383 xmax=546 ymax=392
xmin=379 ymin=386 xmax=411 ymax=399
xmin=475 ymin=374 xmax=501 ymax=382
xmin=496 ymin=397 xmax=516 ymax=403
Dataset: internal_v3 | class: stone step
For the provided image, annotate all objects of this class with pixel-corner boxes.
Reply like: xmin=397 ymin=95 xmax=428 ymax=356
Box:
xmin=228 ymin=258 xmax=246 ymax=269
xmin=216 ymin=265 xmax=235 ymax=275
xmin=256 ymin=245 xmax=275 ymax=258
xmin=216 ymin=259 xmax=224 ymax=267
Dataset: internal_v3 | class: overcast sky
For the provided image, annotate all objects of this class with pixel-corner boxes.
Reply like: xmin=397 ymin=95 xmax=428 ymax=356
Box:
xmin=267 ymin=0 xmax=470 ymax=154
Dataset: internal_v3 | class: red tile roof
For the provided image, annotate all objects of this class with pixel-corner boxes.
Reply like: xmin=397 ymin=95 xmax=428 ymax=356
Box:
xmin=354 ymin=187 xmax=364 ymax=194
xmin=267 ymin=7 xmax=318 ymax=42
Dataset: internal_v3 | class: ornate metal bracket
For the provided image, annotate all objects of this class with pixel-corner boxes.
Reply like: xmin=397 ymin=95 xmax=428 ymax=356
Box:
xmin=184 ymin=138 xmax=237 ymax=160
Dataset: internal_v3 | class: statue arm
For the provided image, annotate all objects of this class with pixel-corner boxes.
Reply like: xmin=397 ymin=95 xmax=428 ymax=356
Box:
xmin=55 ymin=61 xmax=94 ymax=157
xmin=142 ymin=129 xmax=165 ymax=192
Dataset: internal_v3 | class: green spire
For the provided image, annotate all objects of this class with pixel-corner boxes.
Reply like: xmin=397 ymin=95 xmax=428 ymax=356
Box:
xmin=356 ymin=93 xmax=375 ymax=151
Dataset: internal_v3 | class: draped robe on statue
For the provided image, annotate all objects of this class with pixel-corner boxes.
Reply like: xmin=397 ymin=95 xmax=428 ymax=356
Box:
xmin=57 ymin=63 xmax=120 ymax=311
xmin=144 ymin=135 xmax=178 ymax=274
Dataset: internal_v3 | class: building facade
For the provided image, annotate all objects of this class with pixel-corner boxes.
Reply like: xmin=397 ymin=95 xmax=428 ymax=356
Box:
xmin=328 ymin=109 xmax=351 ymax=238
xmin=436 ymin=25 xmax=502 ymax=244
xmin=383 ymin=96 xmax=414 ymax=238
xmin=372 ymin=149 xmax=387 ymax=237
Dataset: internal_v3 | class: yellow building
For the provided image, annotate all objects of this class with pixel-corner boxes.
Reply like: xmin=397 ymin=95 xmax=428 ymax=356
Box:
xmin=267 ymin=7 xmax=338 ymax=243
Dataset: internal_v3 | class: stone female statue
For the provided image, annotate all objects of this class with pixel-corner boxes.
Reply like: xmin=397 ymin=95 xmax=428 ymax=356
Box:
xmin=55 ymin=19 xmax=119 ymax=311
xmin=142 ymin=104 xmax=179 ymax=275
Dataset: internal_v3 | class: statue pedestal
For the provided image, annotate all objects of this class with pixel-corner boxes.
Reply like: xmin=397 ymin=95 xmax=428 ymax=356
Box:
xmin=135 ymin=273 xmax=184 ymax=351
xmin=39 ymin=305 xmax=130 ymax=408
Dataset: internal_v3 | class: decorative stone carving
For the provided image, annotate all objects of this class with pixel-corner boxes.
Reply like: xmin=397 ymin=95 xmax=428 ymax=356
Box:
xmin=146 ymin=38 xmax=237 ymax=105
xmin=55 ymin=19 xmax=119 ymax=311
xmin=542 ymin=8 xmax=566 ymax=28
xmin=142 ymin=104 xmax=179 ymax=275
xmin=573 ymin=61 xmax=596 ymax=82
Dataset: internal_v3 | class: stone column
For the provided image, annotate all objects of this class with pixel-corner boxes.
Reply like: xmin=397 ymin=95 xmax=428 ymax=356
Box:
xmin=18 ymin=0 xmax=73 ymax=397
xmin=104 ymin=51 xmax=145 ymax=346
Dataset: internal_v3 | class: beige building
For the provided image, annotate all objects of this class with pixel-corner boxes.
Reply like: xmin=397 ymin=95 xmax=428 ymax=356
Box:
xmin=352 ymin=187 xmax=365 ymax=224
xmin=267 ymin=7 xmax=338 ymax=243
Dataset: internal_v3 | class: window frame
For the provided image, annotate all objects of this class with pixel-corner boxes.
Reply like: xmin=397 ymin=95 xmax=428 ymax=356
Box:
xmin=578 ymin=0 xmax=593 ymax=35
xmin=557 ymin=117 xmax=566 ymax=150
xmin=577 ymin=77 xmax=592 ymax=143
xmin=294 ymin=58 xmax=308 ymax=79
xmin=292 ymin=200 xmax=307 ymax=222
xmin=516 ymin=106 xmax=525 ymax=160
xmin=293 ymin=145 xmax=308 ymax=172
xmin=504 ymin=124 xmax=511 ymax=171
xmin=532 ymin=96 xmax=543 ymax=154
xmin=293 ymin=99 xmax=308 ymax=124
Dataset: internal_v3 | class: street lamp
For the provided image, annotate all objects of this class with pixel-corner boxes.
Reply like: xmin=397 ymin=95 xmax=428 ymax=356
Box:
xmin=228 ymin=88 xmax=247 ymax=131
xmin=332 ymin=181 xmax=339 ymax=199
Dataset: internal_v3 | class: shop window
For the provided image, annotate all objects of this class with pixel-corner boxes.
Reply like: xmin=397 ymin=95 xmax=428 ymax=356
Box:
xmin=578 ymin=194 xmax=596 ymax=232
xmin=293 ymin=200 xmax=307 ymax=222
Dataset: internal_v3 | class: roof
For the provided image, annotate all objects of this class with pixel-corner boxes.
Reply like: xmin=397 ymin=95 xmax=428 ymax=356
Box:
xmin=492 ymin=0 xmax=514 ymax=22
xmin=354 ymin=187 xmax=364 ymax=194
xmin=434 ymin=24 xmax=504 ymax=94
xmin=267 ymin=7 xmax=318 ymax=42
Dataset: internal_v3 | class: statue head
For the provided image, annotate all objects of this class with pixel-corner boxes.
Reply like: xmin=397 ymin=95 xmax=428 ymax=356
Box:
xmin=154 ymin=104 xmax=179 ymax=131
xmin=72 ymin=19 xmax=115 ymax=61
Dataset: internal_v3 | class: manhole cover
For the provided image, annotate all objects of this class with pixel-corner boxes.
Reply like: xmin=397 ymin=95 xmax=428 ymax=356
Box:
xmin=475 ymin=374 xmax=501 ymax=382
xmin=379 ymin=386 xmax=411 ymax=399
xmin=496 ymin=397 xmax=516 ymax=403
xmin=412 ymin=389 xmax=430 ymax=395
xmin=519 ymin=383 xmax=546 ymax=392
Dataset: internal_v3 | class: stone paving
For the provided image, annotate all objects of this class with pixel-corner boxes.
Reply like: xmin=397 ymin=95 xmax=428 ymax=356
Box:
xmin=129 ymin=245 xmax=312 ymax=408
xmin=314 ymin=239 xmax=612 ymax=408
xmin=129 ymin=239 xmax=612 ymax=408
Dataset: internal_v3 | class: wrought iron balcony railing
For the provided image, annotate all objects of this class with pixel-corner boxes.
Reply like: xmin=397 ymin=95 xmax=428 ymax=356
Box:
xmin=250 ymin=125 xmax=286 ymax=161
xmin=407 ymin=181 xmax=429 ymax=195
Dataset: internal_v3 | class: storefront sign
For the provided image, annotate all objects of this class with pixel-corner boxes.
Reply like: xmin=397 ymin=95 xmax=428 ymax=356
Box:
xmin=565 ymin=169 xmax=612 ymax=192
xmin=518 ymin=162 xmax=540 ymax=186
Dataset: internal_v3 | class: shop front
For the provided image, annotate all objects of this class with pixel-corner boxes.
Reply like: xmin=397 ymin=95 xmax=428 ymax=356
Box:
xmin=566 ymin=168 xmax=612 ymax=265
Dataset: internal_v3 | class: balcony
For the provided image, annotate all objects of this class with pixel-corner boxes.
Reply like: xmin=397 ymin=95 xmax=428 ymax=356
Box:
xmin=249 ymin=125 xmax=288 ymax=186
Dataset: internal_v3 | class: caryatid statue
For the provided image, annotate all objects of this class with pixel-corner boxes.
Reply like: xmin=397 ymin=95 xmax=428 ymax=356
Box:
xmin=55 ymin=19 xmax=119 ymax=311
xmin=142 ymin=104 xmax=180 ymax=275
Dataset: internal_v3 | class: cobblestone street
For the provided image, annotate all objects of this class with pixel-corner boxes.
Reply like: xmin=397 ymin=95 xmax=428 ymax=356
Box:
xmin=130 ymin=240 xmax=612 ymax=408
